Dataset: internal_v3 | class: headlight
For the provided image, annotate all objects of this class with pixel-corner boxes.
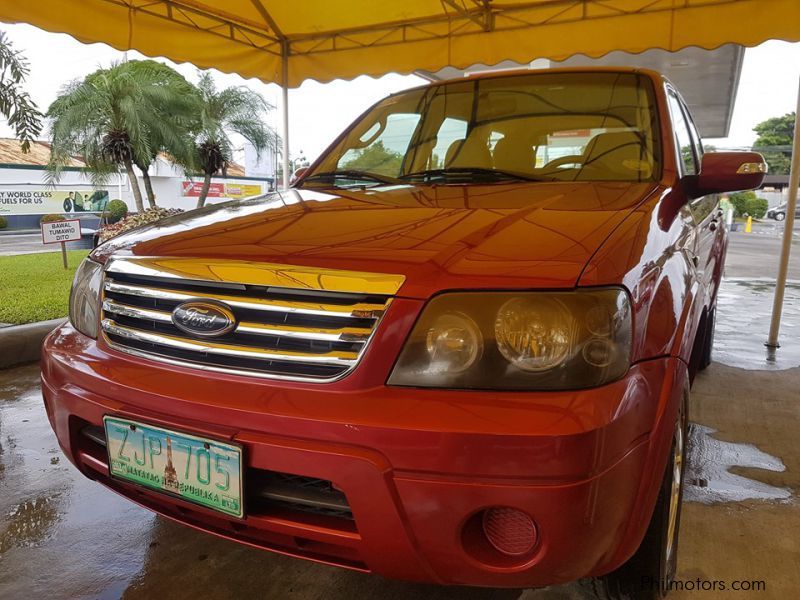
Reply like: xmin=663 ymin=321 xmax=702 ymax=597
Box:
xmin=425 ymin=312 xmax=483 ymax=374
xmin=69 ymin=258 xmax=103 ymax=338
xmin=388 ymin=288 xmax=631 ymax=390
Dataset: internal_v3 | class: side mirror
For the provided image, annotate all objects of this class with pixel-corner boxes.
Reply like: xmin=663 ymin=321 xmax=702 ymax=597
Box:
xmin=290 ymin=166 xmax=309 ymax=185
xmin=695 ymin=151 xmax=767 ymax=196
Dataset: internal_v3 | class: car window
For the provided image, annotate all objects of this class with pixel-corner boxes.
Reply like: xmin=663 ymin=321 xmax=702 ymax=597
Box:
xmin=336 ymin=106 xmax=423 ymax=177
xmin=532 ymin=126 xmax=640 ymax=170
xmin=670 ymin=94 xmax=717 ymax=221
xmin=305 ymin=72 xmax=661 ymax=187
xmin=681 ymin=99 xmax=704 ymax=163
xmin=430 ymin=117 xmax=468 ymax=169
xmin=667 ymin=91 xmax=697 ymax=176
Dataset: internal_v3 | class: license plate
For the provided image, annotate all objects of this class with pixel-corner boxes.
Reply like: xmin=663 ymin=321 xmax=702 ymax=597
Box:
xmin=103 ymin=416 xmax=243 ymax=518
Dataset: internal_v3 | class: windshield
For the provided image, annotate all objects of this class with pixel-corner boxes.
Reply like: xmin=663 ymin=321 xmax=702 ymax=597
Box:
xmin=301 ymin=71 xmax=661 ymax=188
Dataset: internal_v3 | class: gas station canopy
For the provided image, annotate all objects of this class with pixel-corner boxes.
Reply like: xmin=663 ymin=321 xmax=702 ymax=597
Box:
xmin=0 ymin=0 xmax=798 ymax=87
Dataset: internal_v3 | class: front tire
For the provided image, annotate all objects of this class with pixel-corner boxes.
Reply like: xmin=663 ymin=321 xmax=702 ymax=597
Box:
xmin=775 ymin=212 xmax=786 ymax=222
xmin=592 ymin=393 xmax=688 ymax=599
xmin=698 ymin=307 xmax=715 ymax=371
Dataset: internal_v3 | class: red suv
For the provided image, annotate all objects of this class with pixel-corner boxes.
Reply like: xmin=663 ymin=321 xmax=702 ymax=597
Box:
xmin=42 ymin=68 xmax=765 ymax=598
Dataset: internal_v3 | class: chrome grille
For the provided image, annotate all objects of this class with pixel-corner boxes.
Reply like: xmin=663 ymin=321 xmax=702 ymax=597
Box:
xmin=100 ymin=258 xmax=402 ymax=381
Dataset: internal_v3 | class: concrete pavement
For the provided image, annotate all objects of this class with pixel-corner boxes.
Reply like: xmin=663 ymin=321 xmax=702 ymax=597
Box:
xmin=0 ymin=233 xmax=53 ymax=256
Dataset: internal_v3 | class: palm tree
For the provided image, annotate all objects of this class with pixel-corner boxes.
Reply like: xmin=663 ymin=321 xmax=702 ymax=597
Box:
xmin=46 ymin=60 xmax=196 ymax=212
xmin=0 ymin=31 xmax=43 ymax=152
xmin=191 ymin=73 xmax=278 ymax=208
xmin=124 ymin=61 xmax=197 ymax=207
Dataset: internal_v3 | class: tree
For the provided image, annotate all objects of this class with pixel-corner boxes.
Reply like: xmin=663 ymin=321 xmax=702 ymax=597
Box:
xmin=122 ymin=61 xmax=197 ymax=208
xmin=752 ymin=112 xmax=795 ymax=175
xmin=342 ymin=140 xmax=404 ymax=176
xmin=47 ymin=60 xmax=196 ymax=212
xmin=191 ymin=73 xmax=278 ymax=208
xmin=0 ymin=31 xmax=43 ymax=152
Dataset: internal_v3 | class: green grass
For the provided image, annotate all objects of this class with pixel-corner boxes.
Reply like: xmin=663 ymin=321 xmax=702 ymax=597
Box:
xmin=0 ymin=250 xmax=89 ymax=325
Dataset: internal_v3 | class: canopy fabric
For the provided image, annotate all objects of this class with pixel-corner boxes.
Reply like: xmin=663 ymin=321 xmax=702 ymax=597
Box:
xmin=1 ymin=0 xmax=798 ymax=87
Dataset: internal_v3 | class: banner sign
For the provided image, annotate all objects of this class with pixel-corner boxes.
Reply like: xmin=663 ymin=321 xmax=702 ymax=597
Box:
xmin=181 ymin=181 xmax=262 ymax=199
xmin=0 ymin=189 xmax=110 ymax=216
xmin=224 ymin=183 xmax=262 ymax=199
xmin=41 ymin=219 xmax=81 ymax=244
xmin=181 ymin=181 xmax=225 ymax=197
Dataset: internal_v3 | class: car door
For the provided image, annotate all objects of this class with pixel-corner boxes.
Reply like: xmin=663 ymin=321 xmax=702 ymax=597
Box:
xmin=667 ymin=90 xmax=720 ymax=307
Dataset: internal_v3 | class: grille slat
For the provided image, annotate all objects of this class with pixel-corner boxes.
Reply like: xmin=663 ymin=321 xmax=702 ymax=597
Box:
xmin=102 ymin=320 xmax=359 ymax=365
xmin=100 ymin=258 xmax=397 ymax=382
xmin=104 ymin=280 xmax=386 ymax=319
xmin=103 ymin=299 xmax=373 ymax=344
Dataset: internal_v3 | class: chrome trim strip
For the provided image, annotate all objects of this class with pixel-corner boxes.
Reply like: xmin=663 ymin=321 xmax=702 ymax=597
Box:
xmin=104 ymin=298 xmax=371 ymax=344
xmin=101 ymin=319 xmax=358 ymax=366
xmin=102 ymin=299 xmax=173 ymax=323
xmin=104 ymin=280 xmax=385 ymax=319
xmin=102 ymin=339 xmax=349 ymax=382
xmin=236 ymin=323 xmax=369 ymax=343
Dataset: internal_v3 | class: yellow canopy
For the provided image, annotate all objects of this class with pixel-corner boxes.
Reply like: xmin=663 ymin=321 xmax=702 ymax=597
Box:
xmin=1 ymin=0 xmax=798 ymax=87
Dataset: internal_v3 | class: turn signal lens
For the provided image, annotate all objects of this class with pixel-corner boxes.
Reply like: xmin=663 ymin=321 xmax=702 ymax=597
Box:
xmin=69 ymin=258 xmax=104 ymax=339
xmin=388 ymin=288 xmax=631 ymax=390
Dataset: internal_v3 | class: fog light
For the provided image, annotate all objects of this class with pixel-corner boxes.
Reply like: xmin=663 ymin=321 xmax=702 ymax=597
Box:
xmin=481 ymin=507 xmax=537 ymax=557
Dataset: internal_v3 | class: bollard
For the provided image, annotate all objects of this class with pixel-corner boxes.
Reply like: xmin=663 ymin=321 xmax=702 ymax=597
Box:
xmin=745 ymin=216 xmax=752 ymax=233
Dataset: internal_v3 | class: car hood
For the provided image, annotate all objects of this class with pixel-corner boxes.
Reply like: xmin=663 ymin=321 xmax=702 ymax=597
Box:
xmin=99 ymin=182 xmax=657 ymax=298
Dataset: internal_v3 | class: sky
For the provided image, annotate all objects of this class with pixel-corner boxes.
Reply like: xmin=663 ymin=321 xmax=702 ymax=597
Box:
xmin=0 ymin=22 xmax=798 ymax=163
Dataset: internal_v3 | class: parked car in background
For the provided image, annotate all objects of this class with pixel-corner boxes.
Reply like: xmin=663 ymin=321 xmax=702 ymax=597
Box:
xmin=767 ymin=202 xmax=800 ymax=221
xmin=43 ymin=68 xmax=766 ymax=599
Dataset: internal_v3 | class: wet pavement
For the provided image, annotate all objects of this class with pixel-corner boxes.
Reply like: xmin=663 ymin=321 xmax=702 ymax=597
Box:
xmin=2 ymin=354 xmax=799 ymax=599
xmin=714 ymin=279 xmax=800 ymax=370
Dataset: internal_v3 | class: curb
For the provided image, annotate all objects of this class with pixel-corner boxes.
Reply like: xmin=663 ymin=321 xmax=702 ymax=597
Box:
xmin=0 ymin=229 xmax=41 ymax=236
xmin=0 ymin=318 xmax=67 ymax=369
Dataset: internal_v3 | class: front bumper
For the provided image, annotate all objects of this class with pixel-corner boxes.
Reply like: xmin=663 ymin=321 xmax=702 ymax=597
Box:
xmin=41 ymin=323 xmax=686 ymax=587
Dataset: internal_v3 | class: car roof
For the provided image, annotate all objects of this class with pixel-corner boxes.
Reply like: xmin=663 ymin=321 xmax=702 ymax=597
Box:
xmin=395 ymin=66 xmax=664 ymax=96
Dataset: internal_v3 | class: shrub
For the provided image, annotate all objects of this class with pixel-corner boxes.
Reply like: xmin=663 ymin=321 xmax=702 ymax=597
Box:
xmin=729 ymin=191 xmax=756 ymax=218
xmin=98 ymin=207 xmax=184 ymax=243
xmin=747 ymin=197 xmax=769 ymax=219
xmin=40 ymin=213 xmax=67 ymax=224
xmin=105 ymin=199 xmax=128 ymax=223
xmin=0 ymin=216 xmax=7 ymax=230
xmin=729 ymin=191 xmax=769 ymax=219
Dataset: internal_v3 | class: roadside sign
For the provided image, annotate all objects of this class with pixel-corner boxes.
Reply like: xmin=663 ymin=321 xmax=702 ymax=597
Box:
xmin=41 ymin=219 xmax=81 ymax=244
xmin=41 ymin=219 xmax=81 ymax=269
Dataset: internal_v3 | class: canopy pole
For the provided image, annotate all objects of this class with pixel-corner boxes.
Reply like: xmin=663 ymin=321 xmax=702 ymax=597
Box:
xmin=766 ymin=76 xmax=800 ymax=349
xmin=281 ymin=40 xmax=290 ymax=190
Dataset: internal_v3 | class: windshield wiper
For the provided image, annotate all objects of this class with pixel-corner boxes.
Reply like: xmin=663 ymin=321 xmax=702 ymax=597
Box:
xmin=300 ymin=169 xmax=400 ymax=187
xmin=399 ymin=167 xmax=548 ymax=183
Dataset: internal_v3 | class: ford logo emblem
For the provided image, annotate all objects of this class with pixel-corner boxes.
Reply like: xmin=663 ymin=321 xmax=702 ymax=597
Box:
xmin=171 ymin=300 xmax=236 ymax=338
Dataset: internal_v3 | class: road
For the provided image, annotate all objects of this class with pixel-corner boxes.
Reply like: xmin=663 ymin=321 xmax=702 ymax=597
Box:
xmin=0 ymin=233 xmax=53 ymax=256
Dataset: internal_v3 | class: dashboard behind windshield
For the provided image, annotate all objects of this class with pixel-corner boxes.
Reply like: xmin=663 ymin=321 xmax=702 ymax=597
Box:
xmin=302 ymin=71 xmax=661 ymax=187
